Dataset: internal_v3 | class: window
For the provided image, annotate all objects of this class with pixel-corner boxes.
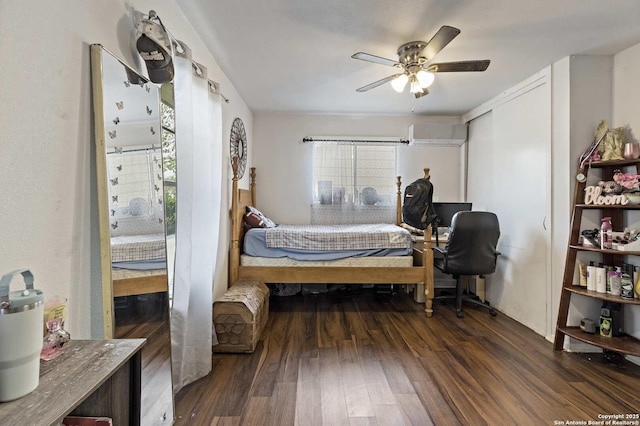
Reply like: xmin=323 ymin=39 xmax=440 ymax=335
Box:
xmin=160 ymin=94 xmax=176 ymax=235
xmin=312 ymin=142 xmax=398 ymax=206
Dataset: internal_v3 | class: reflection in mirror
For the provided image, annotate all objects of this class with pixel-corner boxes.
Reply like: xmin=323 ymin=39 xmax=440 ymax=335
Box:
xmin=90 ymin=44 xmax=174 ymax=424
xmin=160 ymin=84 xmax=176 ymax=304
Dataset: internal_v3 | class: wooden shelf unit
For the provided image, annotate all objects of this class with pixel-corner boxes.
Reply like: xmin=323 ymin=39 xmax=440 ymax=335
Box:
xmin=553 ymin=158 xmax=640 ymax=356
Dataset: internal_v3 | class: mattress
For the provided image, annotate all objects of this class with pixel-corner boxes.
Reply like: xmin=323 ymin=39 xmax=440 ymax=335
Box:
xmin=243 ymin=225 xmax=413 ymax=261
xmin=111 ymin=268 xmax=167 ymax=280
xmin=111 ymin=233 xmax=166 ymax=263
xmin=240 ymin=254 xmax=413 ymax=267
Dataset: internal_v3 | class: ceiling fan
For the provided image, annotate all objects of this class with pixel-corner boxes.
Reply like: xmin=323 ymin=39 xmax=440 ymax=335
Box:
xmin=352 ymin=25 xmax=490 ymax=99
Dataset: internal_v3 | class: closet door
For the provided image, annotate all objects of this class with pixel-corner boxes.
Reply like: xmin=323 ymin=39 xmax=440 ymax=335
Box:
xmin=468 ymin=75 xmax=551 ymax=336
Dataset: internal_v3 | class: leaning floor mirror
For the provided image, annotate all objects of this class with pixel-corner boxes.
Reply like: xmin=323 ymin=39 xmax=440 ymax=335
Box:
xmin=90 ymin=44 xmax=175 ymax=424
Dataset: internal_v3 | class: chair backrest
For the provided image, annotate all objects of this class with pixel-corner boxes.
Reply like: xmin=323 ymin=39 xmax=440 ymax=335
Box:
xmin=442 ymin=211 xmax=500 ymax=276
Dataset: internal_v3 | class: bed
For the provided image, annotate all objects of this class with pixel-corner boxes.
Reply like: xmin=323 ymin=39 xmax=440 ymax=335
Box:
xmin=109 ymin=202 xmax=169 ymax=298
xmin=229 ymin=162 xmax=436 ymax=317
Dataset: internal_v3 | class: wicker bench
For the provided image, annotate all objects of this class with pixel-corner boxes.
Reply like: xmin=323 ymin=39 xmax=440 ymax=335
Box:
xmin=212 ymin=280 xmax=269 ymax=353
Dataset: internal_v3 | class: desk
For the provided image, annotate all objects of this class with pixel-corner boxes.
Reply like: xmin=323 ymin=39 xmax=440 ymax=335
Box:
xmin=412 ymin=234 xmax=485 ymax=305
xmin=0 ymin=339 xmax=145 ymax=425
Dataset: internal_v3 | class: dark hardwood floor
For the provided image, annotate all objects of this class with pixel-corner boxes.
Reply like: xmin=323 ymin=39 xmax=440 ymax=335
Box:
xmin=173 ymin=288 xmax=640 ymax=425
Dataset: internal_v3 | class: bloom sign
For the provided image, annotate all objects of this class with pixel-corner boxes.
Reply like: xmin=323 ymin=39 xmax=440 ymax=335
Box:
xmin=584 ymin=186 xmax=629 ymax=205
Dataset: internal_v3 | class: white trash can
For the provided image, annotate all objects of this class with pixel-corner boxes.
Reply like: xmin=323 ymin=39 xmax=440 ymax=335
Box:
xmin=0 ymin=269 xmax=44 ymax=402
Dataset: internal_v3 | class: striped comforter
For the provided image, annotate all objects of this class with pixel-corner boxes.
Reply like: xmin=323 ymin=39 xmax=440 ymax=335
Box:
xmin=265 ymin=224 xmax=411 ymax=251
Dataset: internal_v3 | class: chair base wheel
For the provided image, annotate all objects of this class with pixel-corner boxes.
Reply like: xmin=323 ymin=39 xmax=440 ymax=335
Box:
xmin=489 ymin=308 xmax=497 ymax=317
xmin=456 ymin=310 xmax=464 ymax=318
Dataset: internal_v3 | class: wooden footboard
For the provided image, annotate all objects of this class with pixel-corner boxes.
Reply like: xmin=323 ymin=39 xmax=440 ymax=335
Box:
xmin=112 ymin=269 xmax=168 ymax=297
xmin=228 ymin=160 xmax=434 ymax=317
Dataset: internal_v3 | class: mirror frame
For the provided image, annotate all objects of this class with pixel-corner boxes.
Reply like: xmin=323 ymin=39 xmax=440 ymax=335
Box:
xmin=90 ymin=44 xmax=115 ymax=338
xmin=90 ymin=43 xmax=175 ymax=423
xmin=90 ymin=43 xmax=174 ymax=336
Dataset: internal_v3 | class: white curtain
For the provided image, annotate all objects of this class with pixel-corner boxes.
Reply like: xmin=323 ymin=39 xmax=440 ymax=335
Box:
xmin=171 ymin=47 xmax=223 ymax=393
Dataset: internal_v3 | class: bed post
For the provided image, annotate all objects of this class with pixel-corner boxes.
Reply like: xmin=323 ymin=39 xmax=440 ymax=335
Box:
xmin=396 ymin=176 xmax=402 ymax=226
xmin=422 ymin=167 xmax=435 ymax=316
xmin=230 ymin=158 xmax=240 ymax=286
xmin=250 ymin=167 xmax=256 ymax=207
xmin=423 ymin=223 xmax=434 ymax=317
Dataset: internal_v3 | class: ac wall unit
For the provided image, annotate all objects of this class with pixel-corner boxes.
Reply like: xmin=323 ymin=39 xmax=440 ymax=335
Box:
xmin=408 ymin=123 xmax=468 ymax=146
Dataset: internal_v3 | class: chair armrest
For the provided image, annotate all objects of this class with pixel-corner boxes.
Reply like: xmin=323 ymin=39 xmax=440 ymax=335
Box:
xmin=495 ymin=251 xmax=502 ymax=256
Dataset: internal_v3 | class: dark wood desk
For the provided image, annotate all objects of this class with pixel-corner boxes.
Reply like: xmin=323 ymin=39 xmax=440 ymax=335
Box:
xmin=0 ymin=339 xmax=145 ymax=426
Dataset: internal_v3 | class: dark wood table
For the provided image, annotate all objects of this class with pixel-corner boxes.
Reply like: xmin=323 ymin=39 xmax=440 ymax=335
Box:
xmin=0 ymin=339 xmax=145 ymax=426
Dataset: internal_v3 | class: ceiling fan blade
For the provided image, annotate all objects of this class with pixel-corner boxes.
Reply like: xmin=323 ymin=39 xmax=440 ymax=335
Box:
xmin=356 ymin=74 xmax=402 ymax=92
xmin=414 ymin=88 xmax=429 ymax=99
xmin=351 ymin=52 xmax=399 ymax=67
xmin=426 ymin=60 xmax=490 ymax=73
xmin=422 ymin=25 xmax=461 ymax=59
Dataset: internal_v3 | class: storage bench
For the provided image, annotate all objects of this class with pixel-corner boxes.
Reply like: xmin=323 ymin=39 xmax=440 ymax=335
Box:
xmin=213 ymin=280 xmax=269 ymax=353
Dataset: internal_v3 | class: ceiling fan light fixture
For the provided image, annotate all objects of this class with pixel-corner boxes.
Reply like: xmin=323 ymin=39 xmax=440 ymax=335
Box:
xmin=409 ymin=76 xmax=423 ymax=94
xmin=416 ymin=70 xmax=435 ymax=88
xmin=391 ymin=74 xmax=409 ymax=92
xmin=352 ymin=26 xmax=490 ymax=99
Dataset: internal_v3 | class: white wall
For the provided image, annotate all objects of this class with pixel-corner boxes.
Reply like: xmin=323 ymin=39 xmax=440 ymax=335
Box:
xmin=0 ymin=0 xmax=251 ymax=338
xmin=466 ymin=70 xmax=552 ymax=336
xmin=253 ymin=113 xmax=464 ymax=224
xmin=564 ymin=56 xmax=615 ymax=341
xmin=613 ymin=42 xmax=640 ymax=345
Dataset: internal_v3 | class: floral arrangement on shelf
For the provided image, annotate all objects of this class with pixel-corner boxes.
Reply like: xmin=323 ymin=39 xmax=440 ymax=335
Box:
xmin=613 ymin=171 xmax=640 ymax=193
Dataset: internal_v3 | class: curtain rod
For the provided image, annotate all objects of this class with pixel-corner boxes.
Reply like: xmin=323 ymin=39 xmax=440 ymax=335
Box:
xmin=302 ymin=137 xmax=409 ymax=144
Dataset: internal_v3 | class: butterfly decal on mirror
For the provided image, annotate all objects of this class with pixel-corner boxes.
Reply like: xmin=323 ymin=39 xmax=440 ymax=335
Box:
xmin=108 ymin=130 xmax=117 ymax=139
xmin=145 ymin=85 xmax=151 ymax=93
xmin=158 ymin=218 xmax=163 ymax=224
xmin=157 ymin=174 xmax=162 ymax=181
xmin=158 ymin=198 xmax=163 ymax=205
xmin=112 ymin=195 xmax=118 ymax=202
xmin=116 ymin=165 xmax=122 ymax=171
xmin=113 ymin=117 xmax=120 ymax=125
xmin=110 ymin=209 xmax=116 ymax=216
xmin=113 ymin=146 xmax=123 ymax=154
xmin=116 ymin=101 xmax=124 ymax=110
xmin=110 ymin=177 xmax=118 ymax=186
xmin=154 ymin=184 xmax=160 ymax=192
xmin=123 ymin=81 xmax=130 ymax=88
xmin=111 ymin=221 xmax=118 ymax=230
xmin=146 ymin=105 xmax=152 ymax=115
xmin=150 ymin=127 xmax=155 ymax=135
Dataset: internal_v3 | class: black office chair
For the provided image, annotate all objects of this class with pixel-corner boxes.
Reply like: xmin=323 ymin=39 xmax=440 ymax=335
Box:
xmin=433 ymin=211 xmax=501 ymax=318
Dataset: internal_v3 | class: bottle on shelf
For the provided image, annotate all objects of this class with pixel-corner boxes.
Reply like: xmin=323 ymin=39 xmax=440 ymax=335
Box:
xmin=621 ymin=264 xmax=635 ymax=299
xmin=578 ymin=261 xmax=587 ymax=287
xmin=606 ymin=265 xmax=614 ymax=293
xmin=611 ymin=266 xmax=622 ymax=296
xmin=595 ymin=263 xmax=607 ymax=293
xmin=586 ymin=261 xmax=596 ymax=291
xmin=600 ymin=217 xmax=612 ymax=249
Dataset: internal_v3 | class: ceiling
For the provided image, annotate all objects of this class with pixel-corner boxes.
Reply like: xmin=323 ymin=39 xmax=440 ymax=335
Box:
xmin=174 ymin=0 xmax=640 ymax=116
